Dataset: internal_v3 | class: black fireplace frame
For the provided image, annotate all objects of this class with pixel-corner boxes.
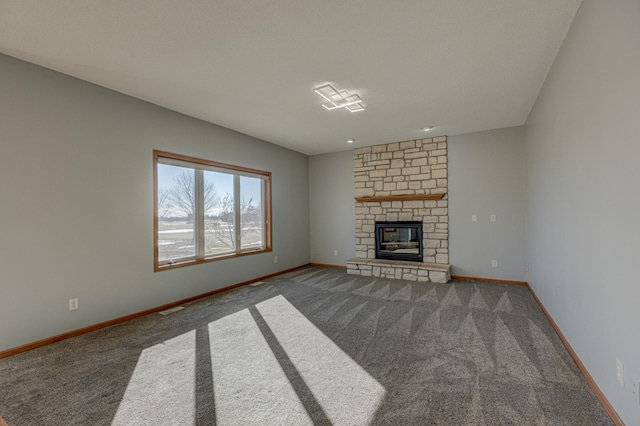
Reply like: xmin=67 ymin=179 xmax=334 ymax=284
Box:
xmin=375 ymin=221 xmax=423 ymax=262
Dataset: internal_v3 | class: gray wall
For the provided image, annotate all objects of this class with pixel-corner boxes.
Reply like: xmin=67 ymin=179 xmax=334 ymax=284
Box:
xmin=0 ymin=54 xmax=310 ymax=352
xmin=525 ymin=1 xmax=640 ymax=423
xmin=448 ymin=126 xmax=527 ymax=281
xmin=309 ymin=130 xmax=528 ymax=282
xmin=309 ymin=150 xmax=355 ymax=265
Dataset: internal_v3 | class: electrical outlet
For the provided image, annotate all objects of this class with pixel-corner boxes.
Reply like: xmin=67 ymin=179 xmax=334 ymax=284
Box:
xmin=471 ymin=214 xmax=477 ymax=222
xmin=491 ymin=260 xmax=498 ymax=268
xmin=69 ymin=298 xmax=79 ymax=311
xmin=273 ymin=255 xmax=278 ymax=264
xmin=616 ymin=358 xmax=624 ymax=386
xmin=334 ymin=250 xmax=338 ymax=256
xmin=490 ymin=214 xmax=497 ymax=222
xmin=633 ymin=381 xmax=640 ymax=405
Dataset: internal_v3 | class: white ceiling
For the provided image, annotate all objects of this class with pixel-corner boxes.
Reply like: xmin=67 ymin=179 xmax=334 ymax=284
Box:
xmin=0 ymin=0 xmax=581 ymax=155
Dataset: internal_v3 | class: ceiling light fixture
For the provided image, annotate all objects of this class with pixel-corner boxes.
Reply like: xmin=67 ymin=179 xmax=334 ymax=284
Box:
xmin=422 ymin=126 xmax=434 ymax=132
xmin=314 ymin=84 xmax=365 ymax=112
xmin=347 ymin=139 xmax=356 ymax=144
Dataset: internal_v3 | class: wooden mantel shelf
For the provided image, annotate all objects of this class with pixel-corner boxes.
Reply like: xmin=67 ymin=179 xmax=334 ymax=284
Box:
xmin=355 ymin=194 xmax=445 ymax=202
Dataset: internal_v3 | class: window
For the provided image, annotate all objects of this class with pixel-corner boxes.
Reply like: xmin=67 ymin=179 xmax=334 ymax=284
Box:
xmin=154 ymin=150 xmax=272 ymax=271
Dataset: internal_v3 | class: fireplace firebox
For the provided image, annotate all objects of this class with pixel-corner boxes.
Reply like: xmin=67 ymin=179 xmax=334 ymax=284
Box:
xmin=375 ymin=221 xmax=423 ymax=262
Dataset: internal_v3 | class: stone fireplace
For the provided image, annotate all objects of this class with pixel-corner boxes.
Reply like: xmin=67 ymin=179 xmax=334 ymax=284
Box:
xmin=346 ymin=137 xmax=451 ymax=283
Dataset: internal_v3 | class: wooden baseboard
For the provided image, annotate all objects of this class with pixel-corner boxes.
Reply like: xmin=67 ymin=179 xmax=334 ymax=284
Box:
xmin=0 ymin=264 xmax=311 ymax=360
xmin=526 ymin=285 xmax=624 ymax=426
xmin=1 ymin=263 xmax=624 ymax=425
xmin=451 ymin=275 xmax=528 ymax=286
xmin=310 ymin=262 xmax=347 ymax=269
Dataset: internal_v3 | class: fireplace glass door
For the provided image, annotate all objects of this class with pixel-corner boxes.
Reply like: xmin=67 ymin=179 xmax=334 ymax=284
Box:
xmin=375 ymin=221 xmax=423 ymax=262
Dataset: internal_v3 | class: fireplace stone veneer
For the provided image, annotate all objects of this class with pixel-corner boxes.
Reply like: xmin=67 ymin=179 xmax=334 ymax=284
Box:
xmin=347 ymin=137 xmax=450 ymax=283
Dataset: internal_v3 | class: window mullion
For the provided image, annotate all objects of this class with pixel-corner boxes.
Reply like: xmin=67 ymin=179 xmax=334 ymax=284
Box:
xmin=234 ymin=175 xmax=241 ymax=253
xmin=260 ymin=180 xmax=266 ymax=248
xmin=196 ymin=169 xmax=205 ymax=258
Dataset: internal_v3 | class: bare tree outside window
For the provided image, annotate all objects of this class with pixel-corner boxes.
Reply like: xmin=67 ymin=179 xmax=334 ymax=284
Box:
xmin=160 ymin=171 xmax=220 ymax=221
xmin=207 ymin=194 xmax=261 ymax=251
xmin=158 ymin=188 xmax=172 ymax=219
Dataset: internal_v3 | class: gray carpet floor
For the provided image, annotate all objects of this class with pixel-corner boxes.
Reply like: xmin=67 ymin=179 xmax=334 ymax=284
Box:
xmin=0 ymin=266 xmax=612 ymax=425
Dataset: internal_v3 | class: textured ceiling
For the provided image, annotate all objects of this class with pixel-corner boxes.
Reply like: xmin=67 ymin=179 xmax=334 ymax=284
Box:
xmin=0 ymin=0 xmax=581 ymax=155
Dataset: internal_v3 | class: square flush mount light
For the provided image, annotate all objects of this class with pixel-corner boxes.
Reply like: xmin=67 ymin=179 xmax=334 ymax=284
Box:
xmin=314 ymin=84 xmax=365 ymax=112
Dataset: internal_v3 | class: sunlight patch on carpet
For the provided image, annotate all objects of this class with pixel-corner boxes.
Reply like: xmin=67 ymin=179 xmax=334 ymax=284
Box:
xmin=257 ymin=295 xmax=386 ymax=425
xmin=112 ymin=330 xmax=196 ymax=425
xmin=208 ymin=308 xmax=313 ymax=425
